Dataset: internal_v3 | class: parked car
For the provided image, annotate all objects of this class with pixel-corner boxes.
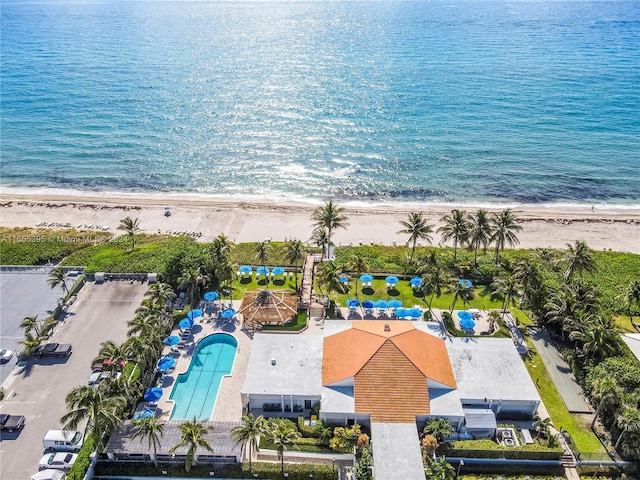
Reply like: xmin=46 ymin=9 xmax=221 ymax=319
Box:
xmin=33 ymin=343 xmax=72 ymax=358
xmin=39 ymin=452 xmax=78 ymax=472
xmin=88 ymin=371 xmax=120 ymax=386
xmin=43 ymin=430 xmax=84 ymax=452
xmin=0 ymin=349 xmax=14 ymax=363
xmin=0 ymin=413 xmax=25 ymax=432
xmin=30 ymin=469 xmax=66 ymax=480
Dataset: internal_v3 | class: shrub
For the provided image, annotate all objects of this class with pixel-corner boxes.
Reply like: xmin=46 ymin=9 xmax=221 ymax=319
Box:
xmin=439 ymin=439 xmax=563 ymax=460
xmin=297 ymin=416 xmax=327 ymax=438
xmin=67 ymin=434 xmax=96 ymax=480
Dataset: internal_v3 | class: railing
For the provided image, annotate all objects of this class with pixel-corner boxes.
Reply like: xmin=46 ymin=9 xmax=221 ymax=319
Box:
xmin=0 ymin=265 xmax=85 ymax=272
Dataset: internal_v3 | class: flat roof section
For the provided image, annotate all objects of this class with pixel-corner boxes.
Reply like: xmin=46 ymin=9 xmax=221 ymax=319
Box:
xmin=370 ymin=422 xmax=426 ymax=480
xmin=622 ymin=334 xmax=640 ymax=362
xmin=242 ymin=334 xmax=323 ymax=396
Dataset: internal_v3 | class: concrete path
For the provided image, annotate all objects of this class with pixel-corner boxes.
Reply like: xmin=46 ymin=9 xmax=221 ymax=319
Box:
xmin=529 ymin=327 xmax=591 ymax=413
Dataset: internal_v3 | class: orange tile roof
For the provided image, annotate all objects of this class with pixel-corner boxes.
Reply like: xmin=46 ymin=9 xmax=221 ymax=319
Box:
xmin=322 ymin=329 xmax=385 ymax=386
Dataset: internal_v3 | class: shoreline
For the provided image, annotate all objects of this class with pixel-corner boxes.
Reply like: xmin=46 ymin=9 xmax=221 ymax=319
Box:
xmin=1 ymin=191 xmax=639 ymax=254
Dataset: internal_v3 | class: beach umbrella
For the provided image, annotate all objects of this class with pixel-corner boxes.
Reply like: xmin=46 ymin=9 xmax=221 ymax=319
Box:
xmin=221 ymin=308 xmax=236 ymax=319
xmin=179 ymin=318 xmax=194 ymax=329
xmin=374 ymin=299 xmax=389 ymax=309
xmin=385 ymin=276 xmax=399 ymax=285
xmin=204 ymin=291 xmax=218 ymax=301
xmin=389 ymin=299 xmax=403 ymax=309
xmin=256 ymin=266 xmax=270 ymax=276
xmin=410 ymin=277 xmax=423 ymax=287
xmin=157 ymin=356 xmax=176 ymax=371
xmin=186 ymin=309 xmax=203 ymax=320
xmin=359 ymin=274 xmax=373 ymax=283
xmin=144 ymin=387 xmax=163 ymax=402
xmin=395 ymin=308 xmax=409 ymax=318
xmin=272 ymin=266 xmax=285 ymax=276
xmin=347 ymin=299 xmax=360 ymax=308
xmin=458 ymin=310 xmax=473 ymax=321
xmin=338 ymin=276 xmax=349 ymax=284
xmin=239 ymin=265 xmax=252 ymax=274
xmin=460 ymin=318 xmax=476 ymax=330
xmin=134 ymin=408 xmax=155 ymax=419
xmin=408 ymin=308 xmax=423 ymax=318
xmin=362 ymin=300 xmax=374 ymax=309
xmin=163 ymin=335 xmax=180 ymax=346
xmin=458 ymin=279 xmax=473 ymax=288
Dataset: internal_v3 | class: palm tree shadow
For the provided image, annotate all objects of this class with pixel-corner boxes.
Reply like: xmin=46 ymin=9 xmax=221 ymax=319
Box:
xmin=16 ymin=361 xmax=34 ymax=378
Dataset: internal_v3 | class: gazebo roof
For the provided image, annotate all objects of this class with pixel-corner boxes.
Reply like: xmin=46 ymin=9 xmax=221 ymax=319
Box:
xmin=239 ymin=290 xmax=298 ymax=325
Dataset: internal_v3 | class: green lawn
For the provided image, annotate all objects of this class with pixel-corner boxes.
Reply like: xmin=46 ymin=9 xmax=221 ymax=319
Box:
xmin=523 ymin=337 xmax=605 ymax=454
xmin=262 ymin=311 xmax=308 ymax=331
xmin=230 ymin=274 xmax=297 ymax=299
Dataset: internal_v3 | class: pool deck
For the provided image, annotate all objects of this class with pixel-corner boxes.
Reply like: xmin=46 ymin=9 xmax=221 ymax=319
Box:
xmin=152 ymin=300 xmax=253 ymax=422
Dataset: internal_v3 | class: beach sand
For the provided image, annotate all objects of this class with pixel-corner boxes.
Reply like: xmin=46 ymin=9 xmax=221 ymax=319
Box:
xmin=1 ymin=192 xmax=639 ymax=254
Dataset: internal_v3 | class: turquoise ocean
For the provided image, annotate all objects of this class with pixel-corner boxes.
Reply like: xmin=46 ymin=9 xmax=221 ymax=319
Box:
xmin=1 ymin=0 xmax=639 ymax=206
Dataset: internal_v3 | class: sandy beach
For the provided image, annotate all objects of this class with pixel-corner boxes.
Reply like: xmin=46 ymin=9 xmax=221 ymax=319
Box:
xmin=1 ymin=192 xmax=639 ymax=254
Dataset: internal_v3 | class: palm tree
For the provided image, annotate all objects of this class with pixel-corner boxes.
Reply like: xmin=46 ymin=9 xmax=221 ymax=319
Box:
xmin=421 ymin=268 xmax=449 ymax=318
xmin=255 ymin=241 xmax=271 ymax=287
xmin=177 ymin=267 xmax=199 ymax=307
xmin=438 ymin=209 xmax=469 ymax=261
xmin=117 ymin=216 xmax=141 ymax=252
xmin=423 ymin=418 xmax=453 ymax=444
xmin=448 ymin=279 xmax=474 ymax=314
xmin=211 ymin=234 xmax=233 ymax=265
xmin=490 ymin=209 xmax=522 ymax=264
xmin=94 ymin=340 xmax=130 ymax=373
xmin=60 ymin=385 xmax=126 ymax=451
xmin=170 ymin=418 xmax=214 ymax=472
xmin=559 ymin=240 xmax=597 ymax=281
xmin=491 ymin=275 xmax=520 ymax=315
xmin=131 ymin=415 xmax=165 ymax=466
xmin=285 ymin=240 xmax=305 ymax=295
xmin=513 ymin=258 xmax=542 ymax=308
xmin=316 ymin=262 xmax=346 ymax=297
xmin=268 ymin=421 xmax=301 ymax=477
xmin=467 ymin=209 xmax=493 ymax=265
xmin=347 ymin=254 xmax=370 ymax=299
xmin=533 ymin=416 xmax=552 ymax=440
xmin=544 ymin=291 xmax=580 ymax=340
xmin=20 ymin=315 xmax=43 ymax=338
xmin=231 ymin=413 xmax=267 ymax=473
xmin=569 ymin=315 xmax=619 ymax=361
xmin=614 ymin=406 xmax=640 ymax=450
xmin=47 ymin=266 xmax=68 ymax=296
xmin=623 ymin=279 xmax=640 ymax=323
xmin=397 ymin=212 xmax=434 ymax=263
xmin=311 ymin=201 xmax=349 ymax=259
xmin=590 ymin=377 xmax=621 ymax=429
xmin=18 ymin=331 xmax=41 ymax=356
xmin=144 ymin=282 xmax=176 ymax=312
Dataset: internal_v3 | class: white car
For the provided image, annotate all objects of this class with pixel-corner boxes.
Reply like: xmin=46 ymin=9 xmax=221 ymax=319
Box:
xmin=88 ymin=370 xmax=120 ymax=386
xmin=39 ymin=452 xmax=78 ymax=472
xmin=0 ymin=349 xmax=14 ymax=363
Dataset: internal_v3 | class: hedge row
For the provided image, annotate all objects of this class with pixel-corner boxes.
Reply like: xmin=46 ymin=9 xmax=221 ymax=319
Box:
xmin=440 ymin=440 xmax=563 ymax=460
xmin=67 ymin=434 xmax=96 ymax=480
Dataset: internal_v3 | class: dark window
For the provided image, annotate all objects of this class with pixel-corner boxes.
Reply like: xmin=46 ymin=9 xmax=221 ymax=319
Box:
xmin=304 ymin=400 xmax=312 ymax=409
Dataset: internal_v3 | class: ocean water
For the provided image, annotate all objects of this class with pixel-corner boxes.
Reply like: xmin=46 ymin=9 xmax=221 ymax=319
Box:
xmin=1 ymin=0 xmax=639 ymax=206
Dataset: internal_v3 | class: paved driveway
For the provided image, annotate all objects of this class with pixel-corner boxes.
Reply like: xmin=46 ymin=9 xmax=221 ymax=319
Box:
xmin=529 ymin=327 xmax=591 ymax=413
xmin=0 ymin=281 xmax=148 ymax=480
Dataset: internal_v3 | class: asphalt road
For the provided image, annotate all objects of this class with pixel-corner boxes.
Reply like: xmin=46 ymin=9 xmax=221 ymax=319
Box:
xmin=0 ymin=270 xmax=68 ymax=384
xmin=0 ymin=280 xmax=148 ymax=480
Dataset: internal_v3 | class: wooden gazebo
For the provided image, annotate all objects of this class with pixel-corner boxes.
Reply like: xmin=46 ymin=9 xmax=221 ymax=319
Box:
xmin=239 ymin=290 xmax=298 ymax=330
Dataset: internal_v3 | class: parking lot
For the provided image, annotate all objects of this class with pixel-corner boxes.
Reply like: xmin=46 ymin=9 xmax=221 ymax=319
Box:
xmin=0 ymin=269 xmax=68 ymax=384
xmin=0 ymin=280 xmax=148 ymax=480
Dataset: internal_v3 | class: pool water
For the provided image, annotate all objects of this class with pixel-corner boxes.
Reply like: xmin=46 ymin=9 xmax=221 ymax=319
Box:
xmin=169 ymin=333 xmax=238 ymax=420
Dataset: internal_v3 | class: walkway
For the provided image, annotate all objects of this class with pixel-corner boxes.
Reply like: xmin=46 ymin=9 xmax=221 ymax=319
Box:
xmin=529 ymin=326 xmax=591 ymax=413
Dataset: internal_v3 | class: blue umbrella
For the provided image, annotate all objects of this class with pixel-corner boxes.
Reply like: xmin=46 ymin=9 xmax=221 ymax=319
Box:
xmin=460 ymin=318 xmax=476 ymax=330
xmin=458 ymin=311 xmax=473 ymax=321
xmin=186 ymin=309 xmax=203 ymax=320
xmin=338 ymin=276 xmax=349 ymax=284
xmin=204 ymin=291 xmax=218 ymax=301
xmin=221 ymin=308 xmax=236 ymax=319
xmin=256 ymin=266 xmax=270 ymax=275
xmin=362 ymin=300 xmax=374 ymax=309
xmin=157 ymin=356 xmax=176 ymax=371
xmin=163 ymin=335 xmax=180 ymax=346
xmin=272 ymin=266 xmax=285 ymax=276
xmin=360 ymin=274 xmax=373 ymax=283
xmin=411 ymin=277 xmax=423 ymax=287
xmin=374 ymin=299 xmax=389 ymax=309
xmin=239 ymin=265 xmax=252 ymax=274
xmin=179 ymin=318 xmax=194 ymax=329
xmin=408 ymin=308 xmax=423 ymax=318
xmin=395 ymin=308 xmax=409 ymax=318
xmin=347 ymin=299 xmax=360 ymax=308
xmin=389 ymin=299 xmax=403 ymax=308
xmin=144 ymin=387 xmax=163 ymax=402
xmin=134 ymin=408 xmax=155 ymax=419
xmin=459 ymin=279 xmax=473 ymax=288
xmin=385 ymin=276 xmax=399 ymax=285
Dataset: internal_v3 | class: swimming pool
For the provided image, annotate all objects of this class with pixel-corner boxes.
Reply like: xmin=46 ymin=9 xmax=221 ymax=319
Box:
xmin=169 ymin=333 xmax=238 ymax=420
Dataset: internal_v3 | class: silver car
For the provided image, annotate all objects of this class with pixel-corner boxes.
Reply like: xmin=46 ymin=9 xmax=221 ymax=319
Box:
xmin=38 ymin=452 xmax=78 ymax=472
xmin=0 ymin=349 xmax=14 ymax=363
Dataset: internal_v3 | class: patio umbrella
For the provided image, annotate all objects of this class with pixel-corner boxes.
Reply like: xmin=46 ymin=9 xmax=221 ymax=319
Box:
xmin=221 ymin=308 xmax=236 ymax=319
xmin=347 ymin=299 xmax=360 ymax=308
xmin=460 ymin=318 xmax=476 ymax=330
xmin=362 ymin=300 xmax=374 ymax=309
xmin=408 ymin=308 xmax=423 ymax=318
xmin=395 ymin=308 xmax=409 ymax=318
xmin=359 ymin=274 xmax=373 ymax=283
xmin=163 ymin=335 xmax=180 ymax=346
xmin=374 ymin=299 xmax=389 ymax=309
xmin=144 ymin=387 xmax=163 ymax=402
xmin=458 ymin=310 xmax=473 ymax=321
xmin=204 ymin=291 xmax=218 ymax=301
xmin=410 ymin=277 xmax=423 ymax=287
xmin=338 ymin=276 xmax=349 ymax=284
xmin=134 ymin=408 xmax=155 ymax=419
xmin=239 ymin=265 xmax=252 ymax=274
xmin=388 ymin=299 xmax=403 ymax=308
xmin=179 ymin=318 xmax=194 ymax=329
xmin=272 ymin=266 xmax=285 ymax=276
xmin=385 ymin=276 xmax=399 ymax=285
xmin=458 ymin=279 xmax=473 ymax=288
xmin=157 ymin=356 xmax=176 ymax=371
xmin=186 ymin=309 xmax=203 ymax=320
xmin=256 ymin=266 xmax=270 ymax=276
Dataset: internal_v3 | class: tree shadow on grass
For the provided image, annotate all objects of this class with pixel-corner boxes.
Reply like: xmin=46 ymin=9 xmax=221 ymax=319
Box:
xmin=362 ymin=287 xmax=374 ymax=296
xmin=239 ymin=277 xmax=252 ymax=285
